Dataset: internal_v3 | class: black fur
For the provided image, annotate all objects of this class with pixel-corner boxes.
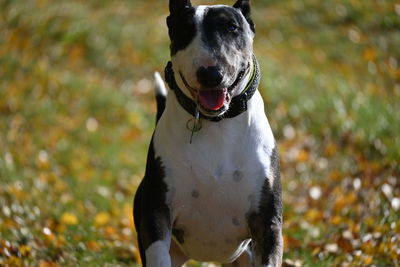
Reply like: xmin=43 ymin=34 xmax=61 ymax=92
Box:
xmin=202 ymin=7 xmax=248 ymax=55
xmin=155 ymin=94 xmax=166 ymax=123
xmin=196 ymin=66 xmax=223 ymax=88
xmin=169 ymin=0 xmax=191 ymax=14
xmin=233 ymin=0 xmax=255 ymax=33
xmin=246 ymin=147 xmax=282 ymax=265
xmin=133 ymin=140 xmax=171 ymax=266
xmin=166 ymin=3 xmax=196 ymax=55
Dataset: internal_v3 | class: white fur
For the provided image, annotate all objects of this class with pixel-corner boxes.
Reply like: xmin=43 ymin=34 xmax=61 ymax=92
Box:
xmin=154 ymin=72 xmax=168 ymax=97
xmin=145 ymin=240 xmax=171 ymax=267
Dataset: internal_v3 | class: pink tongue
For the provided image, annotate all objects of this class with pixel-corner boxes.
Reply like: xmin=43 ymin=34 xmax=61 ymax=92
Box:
xmin=198 ymin=90 xmax=226 ymax=111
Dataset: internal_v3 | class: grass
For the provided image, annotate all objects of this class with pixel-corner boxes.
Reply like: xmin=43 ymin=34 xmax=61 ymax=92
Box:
xmin=0 ymin=0 xmax=399 ymax=266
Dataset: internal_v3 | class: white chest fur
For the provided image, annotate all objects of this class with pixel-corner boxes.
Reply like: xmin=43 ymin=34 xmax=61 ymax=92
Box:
xmin=153 ymin=91 xmax=276 ymax=263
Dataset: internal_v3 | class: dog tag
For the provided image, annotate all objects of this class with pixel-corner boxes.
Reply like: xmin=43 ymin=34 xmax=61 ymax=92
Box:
xmin=186 ymin=109 xmax=202 ymax=144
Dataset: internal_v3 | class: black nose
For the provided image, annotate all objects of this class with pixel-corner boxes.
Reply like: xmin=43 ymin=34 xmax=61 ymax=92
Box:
xmin=196 ymin=66 xmax=223 ymax=88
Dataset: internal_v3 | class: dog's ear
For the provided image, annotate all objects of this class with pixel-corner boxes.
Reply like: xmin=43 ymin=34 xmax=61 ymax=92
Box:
xmin=169 ymin=0 xmax=192 ymax=14
xmin=233 ymin=0 xmax=255 ymax=33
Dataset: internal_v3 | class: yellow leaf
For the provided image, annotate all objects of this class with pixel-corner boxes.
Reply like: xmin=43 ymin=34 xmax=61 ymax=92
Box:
xmin=87 ymin=240 xmax=101 ymax=252
xmin=364 ymin=217 xmax=375 ymax=228
xmin=329 ymin=170 xmax=342 ymax=181
xmin=123 ymin=203 xmax=134 ymax=227
xmin=19 ymin=245 xmax=31 ymax=257
xmin=39 ymin=260 xmax=57 ymax=267
xmin=331 ymin=215 xmax=342 ymax=225
xmin=364 ymin=256 xmax=373 ymax=265
xmin=104 ymin=226 xmax=117 ymax=238
xmin=121 ymin=129 xmax=140 ymax=142
xmin=363 ymin=48 xmax=376 ymax=62
xmin=95 ymin=212 xmax=110 ymax=227
xmin=324 ymin=142 xmax=337 ymax=157
xmin=8 ymin=185 xmax=27 ymax=201
xmin=296 ymin=149 xmax=309 ymax=162
xmin=61 ymin=212 xmax=78 ymax=225
xmin=305 ymin=209 xmax=322 ymax=222
xmin=68 ymin=45 xmax=84 ymax=64
xmin=6 ymin=256 xmax=22 ymax=267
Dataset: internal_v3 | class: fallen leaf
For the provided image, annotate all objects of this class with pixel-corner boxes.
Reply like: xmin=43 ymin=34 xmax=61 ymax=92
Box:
xmin=95 ymin=212 xmax=110 ymax=227
xmin=61 ymin=212 xmax=78 ymax=225
xmin=39 ymin=260 xmax=57 ymax=267
xmin=87 ymin=241 xmax=101 ymax=252
xmin=18 ymin=245 xmax=30 ymax=257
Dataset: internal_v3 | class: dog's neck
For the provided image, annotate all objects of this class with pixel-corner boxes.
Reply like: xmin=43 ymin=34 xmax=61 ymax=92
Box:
xmin=164 ymin=55 xmax=260 ymax=122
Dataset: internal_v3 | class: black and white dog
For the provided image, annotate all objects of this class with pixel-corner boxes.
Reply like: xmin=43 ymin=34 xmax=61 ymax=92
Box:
xmin=134 ymin=0 xmax=283 ymax=266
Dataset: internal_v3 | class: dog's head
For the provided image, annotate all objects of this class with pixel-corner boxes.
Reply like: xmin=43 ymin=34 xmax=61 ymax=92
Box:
xmin=167 ymin=0 xmax=255 ymax=117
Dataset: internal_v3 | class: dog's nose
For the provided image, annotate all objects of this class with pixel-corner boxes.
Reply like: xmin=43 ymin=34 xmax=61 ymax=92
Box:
xmin=196 ymin=66 xmax=223 ymax=88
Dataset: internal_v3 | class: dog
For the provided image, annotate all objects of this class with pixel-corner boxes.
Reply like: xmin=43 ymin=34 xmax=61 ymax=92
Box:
xmin=133 ymin=0 xmax=283 ymax=266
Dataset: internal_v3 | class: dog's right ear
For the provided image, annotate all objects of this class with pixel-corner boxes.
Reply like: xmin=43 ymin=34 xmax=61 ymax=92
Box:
xmin=167 ymin=0 xmax=196 ymax=55
xmin=169 ymin=0 xmax=192 ymax=14
xmin=233 ymin=0 xmax=255 ymax=33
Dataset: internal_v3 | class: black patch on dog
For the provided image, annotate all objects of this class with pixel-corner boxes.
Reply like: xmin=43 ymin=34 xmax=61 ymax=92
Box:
xmin=172 ymin=228 xmax=185 ymax=244
xmin=191 ymin=189 xmax=200 ymax=198
xmin=133 ymin=139 xmax=171 ymax=266
xmin=246 ymin=147 xmax=282 ymax=265
xmin=232 ymin=217 xmax=241 ymax=226
xmin=233 ymin=170 xmax=243 ymax=182
xmin=155 ymin=95 xmax=166 ymax=123
xmin=202 ymin=7 xmax=248 ymax=54
xmin=167 ymin=7 xmax=196 ymax=55
xmin=196 ymin=66 xmax=224 ymax=88
xmin=233 ymin=0 xmax=255 ymax=33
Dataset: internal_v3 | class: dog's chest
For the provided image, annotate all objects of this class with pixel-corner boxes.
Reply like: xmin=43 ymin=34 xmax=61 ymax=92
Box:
xmin=168 ymin=160 xmax=262 ymax=262
xmin=152 ymin=93 xmax=275 ymax=262
xmin=164 ymin=141 xmax=266 ymax=227
xmin=154 ymin=134 xmax=269 ymax=262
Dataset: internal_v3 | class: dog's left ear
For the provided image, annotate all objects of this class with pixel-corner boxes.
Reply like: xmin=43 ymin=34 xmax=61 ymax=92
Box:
xmin=233 ymin=0 xmax=255 ymax=33
xmin=169 ymin=0 xmax=192 ymax=14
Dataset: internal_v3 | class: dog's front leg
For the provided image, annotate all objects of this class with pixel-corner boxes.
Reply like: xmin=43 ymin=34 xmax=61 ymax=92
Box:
xmin=248 ymin=195 xmax=283 ymax=267
xmin=134 ymin=181 xmax=173 ymax=267
xmin=134 ymin=142 xmax=174 ymax=267
xmin=145 ymin=237 xmax=172 ymax=267
xmin=247 ymin=172 xmax=283 ymax=266
xmin=248 ymin=215 xmax=283 ymax=267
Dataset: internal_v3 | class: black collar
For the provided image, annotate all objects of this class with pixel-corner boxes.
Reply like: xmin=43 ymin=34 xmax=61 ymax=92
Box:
xmin=164 ymin=55 xmax=260 ymax=122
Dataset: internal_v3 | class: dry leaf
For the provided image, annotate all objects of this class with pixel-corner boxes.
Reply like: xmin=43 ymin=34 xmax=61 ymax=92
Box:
xmin=95 ymin=212 xmax=110 ymax=227
xmin=61 ymin=212 xmax=78 ymax=225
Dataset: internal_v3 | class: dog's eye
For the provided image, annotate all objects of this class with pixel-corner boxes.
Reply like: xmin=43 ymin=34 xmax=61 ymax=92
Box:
xmin=227 ymin=24 xmax=238 ymax=33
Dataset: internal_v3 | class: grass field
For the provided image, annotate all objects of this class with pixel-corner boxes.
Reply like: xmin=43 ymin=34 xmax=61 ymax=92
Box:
xmin=0 ymin=0 xmax=399 ymax=266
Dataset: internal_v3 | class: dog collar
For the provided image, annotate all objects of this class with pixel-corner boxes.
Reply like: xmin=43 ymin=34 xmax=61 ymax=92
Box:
xmin=164 ymin=55 xmax=260 ymax=122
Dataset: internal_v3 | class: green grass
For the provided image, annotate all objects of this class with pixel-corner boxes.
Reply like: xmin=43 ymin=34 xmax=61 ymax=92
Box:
xmin=1 ymin=0 xmax=399 ymax=266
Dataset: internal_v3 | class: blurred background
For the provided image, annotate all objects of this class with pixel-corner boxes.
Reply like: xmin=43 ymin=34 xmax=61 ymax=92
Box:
xmin=0 ymin=0 xmax=399 ymax=266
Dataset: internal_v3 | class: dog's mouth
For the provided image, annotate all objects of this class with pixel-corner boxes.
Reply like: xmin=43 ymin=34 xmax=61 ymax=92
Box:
xmin=197 ymin=89 xmax=227 ymax=111
xmin=179 ymin=68 xmax=246 ymax=115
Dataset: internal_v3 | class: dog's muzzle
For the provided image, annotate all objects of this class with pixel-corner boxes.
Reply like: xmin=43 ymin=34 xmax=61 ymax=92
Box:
xmin=180 ymin=67 xmax=247 ymax=113
xmin=165 ymin=55 xmax=260 ymax=122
